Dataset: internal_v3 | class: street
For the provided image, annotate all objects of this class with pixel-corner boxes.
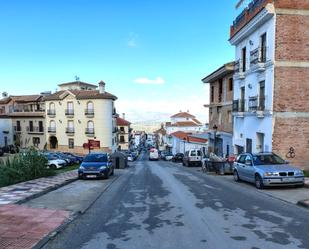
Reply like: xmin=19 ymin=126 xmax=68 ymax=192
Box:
xmin=42 ymin=152 xmax=309 ymax=249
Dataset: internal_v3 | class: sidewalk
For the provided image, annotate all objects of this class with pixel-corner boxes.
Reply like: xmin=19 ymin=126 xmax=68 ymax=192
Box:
xmin=0 ymin=204 xmax=70 ymax=249
xmin=0 ymin=170 xmax=77 ymax=205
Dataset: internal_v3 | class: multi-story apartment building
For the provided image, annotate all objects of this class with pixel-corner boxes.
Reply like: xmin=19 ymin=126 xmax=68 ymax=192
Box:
xmin=230 ymin=0 xmax=309 ymax=169
xmin=116 ymin=116 xmax=131 ymax=151
xmin=202 ymin=62 xmax=234 ymax=157
xmin=44 ymin=81 xmax=118 ymax=154
xmin=0 ymin=95 xmax=46 ymax=150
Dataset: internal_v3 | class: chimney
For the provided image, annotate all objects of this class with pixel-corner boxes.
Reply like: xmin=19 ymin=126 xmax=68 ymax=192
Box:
xmin=98 ymin=81 xmax=105 ymax=94
xmin=122 ymin=113 xmax=125 ymax=120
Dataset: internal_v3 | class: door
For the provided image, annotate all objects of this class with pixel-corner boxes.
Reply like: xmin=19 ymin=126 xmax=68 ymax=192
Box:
xmin=242 ymin=155 xmax=255 ymax=182
xmin=236 ymin=155 xmax=246 ymax=178
xmin=246 ymin=139 xmax=252 ymax=153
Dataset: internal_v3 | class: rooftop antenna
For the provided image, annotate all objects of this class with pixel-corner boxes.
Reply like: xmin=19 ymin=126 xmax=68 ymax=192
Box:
xmin=75 ymin=75 xmax=80 ymax=81
xmin=2 ymin=92 xmax=8 ymax=98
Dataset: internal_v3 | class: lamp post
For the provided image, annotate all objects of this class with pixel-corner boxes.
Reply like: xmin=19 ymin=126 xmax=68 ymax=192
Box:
xmin=183 ymin=138 xmax=186 ymax=154
xmin=213 ymin=124 xmax=218 ymax=155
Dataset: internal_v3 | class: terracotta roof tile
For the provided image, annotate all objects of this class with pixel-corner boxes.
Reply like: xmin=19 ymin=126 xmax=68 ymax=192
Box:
xmin=170 ymin=131 xmax=207 ymax=143
xmin=171 ymin=112 xmax=196 ymax=119
xmin=117 ymin=117 xmax=131 ymax=126
xmin=43 ymin=90 xmax=117 ymax=101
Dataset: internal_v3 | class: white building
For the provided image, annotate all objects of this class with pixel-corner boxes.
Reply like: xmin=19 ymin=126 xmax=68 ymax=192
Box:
xmin=166 ymin=111 xmax=205 ymax=135
xmin=0 ymin=116 xmax=13 ymax=147
xmin=170 ymin=131 xmax=208 ymax=155
xmin=230 ymin=1 xmax=275 ymax=154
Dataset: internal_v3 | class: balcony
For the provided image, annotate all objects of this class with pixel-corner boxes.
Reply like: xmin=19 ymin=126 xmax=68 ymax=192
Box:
xmin=48 ymin=127 xmax=56 ymax=133
xmin=65 ymin=109 xmax=74 ymax=117
xmin=66 ymin=127 xmax=75 ymax=135
xmin=250 ymin=47 xmax=267 ymax=71
xmin=85 ymin=109 xmax=94 ymax=117
xmin=85 ymin=128 xmax=95 ymax=137
xmin=234 ymin=59 xmax=246 ymax=79
xmin=113 ymin=127 xmax=118 ymax=133
xmin=230 ymin=0 xmax=272 ymax=38
xmin=27 ymin=126 xmax=44 ymax=134
xmin=14 ymin=126 xmax=21 ymax=133
xmin=47 ymin=109 xmax=56 ymax=117
xmin=233 ymin=99 xmax=246 ymax=117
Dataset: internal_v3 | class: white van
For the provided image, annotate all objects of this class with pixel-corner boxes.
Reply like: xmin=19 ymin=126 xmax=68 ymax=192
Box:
xmin=182 ymin=149 xmax=203 ymax=167
xmin=149 ymin=148 xmax=159 ymax=161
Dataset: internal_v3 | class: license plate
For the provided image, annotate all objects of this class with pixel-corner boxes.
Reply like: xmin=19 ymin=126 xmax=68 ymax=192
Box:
xmin=282 ymin=177 xmax=294 ymax=182
xmin=86 ymin=175 xmax=97 ymax=178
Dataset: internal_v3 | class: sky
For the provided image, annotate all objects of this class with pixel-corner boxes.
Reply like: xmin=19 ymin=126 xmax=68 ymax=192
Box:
xmin=0 ymin=0 xmax=239 ymax=123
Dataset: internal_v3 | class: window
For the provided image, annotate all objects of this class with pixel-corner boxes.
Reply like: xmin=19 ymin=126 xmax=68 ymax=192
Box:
xmin=217 ymin=107 xmax=222 ymax=125
xmin=49 ymin=102 xmax=55 ymax=110
xmin=120 ymin=127 xmax=125 ymax=132
xmin=120 ymin=135 xmax=125 ymax=143
xmin=29 ymin=121 xmax=33 ymax=132
xmin=87 ymin=101 xmax=94 ymax=110
xmin=50 ymin=120 xmax=56 ymax=128
xmin=39 ymin=121 xmax=43 ymax=132
xmin=16 ymin=121 xmax=21 ymax=131
xmin=260 ymin=33 xmax=267 ymax=62
xmin=87 ymin=121 xmax=94 ymax=134
xmin=218 ymin=79 xmax=223 ymax=102
xmin=229 ymin=78 xmax=233 ymax=91
xmin=242 ymin=47 xmax=246 ymax=72
xmin=211 ymin=86 xmax=214 ymax=102
xmin=69 ymin=138 xmax=74 ymax=149
xmin=33 ymin=137 xmax=40 ymax=147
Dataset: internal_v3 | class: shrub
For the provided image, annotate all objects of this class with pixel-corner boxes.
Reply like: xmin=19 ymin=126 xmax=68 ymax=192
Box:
xmin=0 ymin=147 xmax=55 ymax=187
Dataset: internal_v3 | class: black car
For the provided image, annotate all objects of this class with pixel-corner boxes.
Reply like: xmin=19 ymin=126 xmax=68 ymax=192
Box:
xmin=172 ymin=153 xmax=184 ymax=162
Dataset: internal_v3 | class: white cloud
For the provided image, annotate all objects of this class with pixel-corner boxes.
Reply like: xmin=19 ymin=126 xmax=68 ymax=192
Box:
xmin=134 ymin=77 xmax=165 ymax=85
xmin=127 ymin=32 xmax=138 ymax=48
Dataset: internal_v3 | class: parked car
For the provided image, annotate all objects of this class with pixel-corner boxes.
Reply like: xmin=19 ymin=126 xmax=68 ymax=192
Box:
xmin=182 ymin=149 xmax=202 ymax=167
xmin=233 ymin=152 xmax=305 ymax=189
xmin=78 ymin=153 xmax=114 ymax=179
xmin=165 ymin=152 xmax=174 ymax=161
xmin=149 ymin=148 xmax=159 ymax=161
xmin=47 ymin=155 xmax=66 ymax=169
xmin=172 ymin=153 xmax=184 ymax=163
xmin=160 ymin=151 xmax=167 ymax=160
xmin=63 ymin=152 xmax=84 ymax=164
xmin=44 ymin=152 xmax=69 ymax=166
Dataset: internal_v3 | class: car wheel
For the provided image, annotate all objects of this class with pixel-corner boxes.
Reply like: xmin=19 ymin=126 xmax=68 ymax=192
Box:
xmin=233 ymin=170 xmax=240 ymax=182
xmin=255 ymin=174 xmax=264 ymax=189
xmin=49 ymin=164 xmax=57 ymax=170
xmin=104 ymin=172 xmax=109 ymax=179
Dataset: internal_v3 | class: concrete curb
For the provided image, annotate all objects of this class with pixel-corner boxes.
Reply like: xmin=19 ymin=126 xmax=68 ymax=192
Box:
xmin=32 ymin=168 xmax=130 ymax=249
xmin=16 ymin=177 xmax=78 ymax=205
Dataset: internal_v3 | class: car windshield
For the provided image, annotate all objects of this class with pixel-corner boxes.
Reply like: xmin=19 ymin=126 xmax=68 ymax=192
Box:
xmin=84 ymin=154 xmax=108 ymax=162
xmin=253 ymin=154 xmax=286 ymax=165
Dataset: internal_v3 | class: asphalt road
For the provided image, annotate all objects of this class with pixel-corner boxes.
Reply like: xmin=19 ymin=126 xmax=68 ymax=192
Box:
xmin=43 ymin=152 xmax=309 ymax=249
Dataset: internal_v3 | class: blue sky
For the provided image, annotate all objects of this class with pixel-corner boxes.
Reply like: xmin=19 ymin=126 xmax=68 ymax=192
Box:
xmin=0 ymin=0 xmax=239 ymax=122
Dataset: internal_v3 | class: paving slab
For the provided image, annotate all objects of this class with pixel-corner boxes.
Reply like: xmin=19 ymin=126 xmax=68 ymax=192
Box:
xmin=0 ymin=204 xmax=70 ymax=249
xmin=0 ymin=170 xmax=77 ymax=205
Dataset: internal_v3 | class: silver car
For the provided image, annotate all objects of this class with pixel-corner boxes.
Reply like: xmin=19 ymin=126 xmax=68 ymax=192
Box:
xmin=233 ymin=153 xmax=305 ymax=189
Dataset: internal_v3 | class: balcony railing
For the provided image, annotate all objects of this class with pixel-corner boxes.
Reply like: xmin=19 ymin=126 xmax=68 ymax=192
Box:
xmin=85 ymin=128 xmax=95 ymax=135
xmin=233 ymin=99 xmax=245 ymax=112
xmin=65 ymin=109 xmax=74 ymax=116
xmin=85 ymin=109 xmax=94 ymax=116
xmin=47 ymin=109 xmax=56 ymax=116
xmin=248 ymin=96 xmax=266 ymax=111
xmin=66 ymin=127 xmax=75 ymax=134
xmin=250 ymin=47 xmax=267 ymax=65
xmin=230 ymin=0 xmax=272 ymax=38
xmin=48 ymin=127 xmax=56 ymax=133
xmin=14 ymin=126 xmax=22 ymax=133
xmin=27 ymin=126 xmax=44 ymax=133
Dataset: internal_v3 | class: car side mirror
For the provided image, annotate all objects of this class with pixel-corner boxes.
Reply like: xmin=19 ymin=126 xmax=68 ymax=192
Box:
xmin=245 ymin=160 xmax=252 ymax=166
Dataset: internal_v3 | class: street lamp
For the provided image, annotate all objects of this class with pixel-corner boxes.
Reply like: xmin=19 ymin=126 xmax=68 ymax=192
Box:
xmin=213 ymin=124 xmax=218 ymax=155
